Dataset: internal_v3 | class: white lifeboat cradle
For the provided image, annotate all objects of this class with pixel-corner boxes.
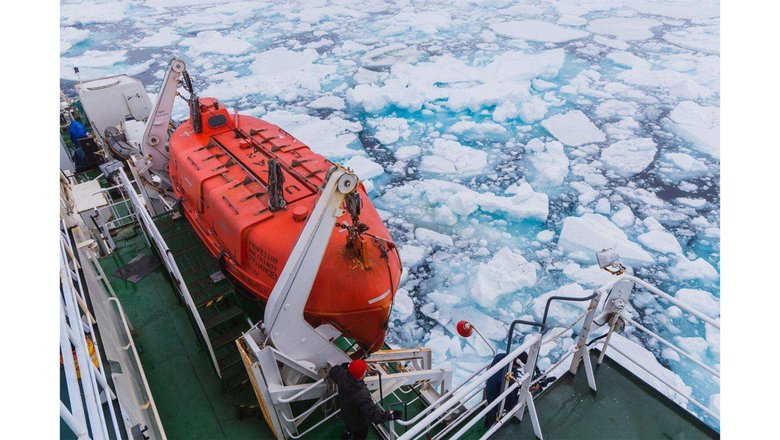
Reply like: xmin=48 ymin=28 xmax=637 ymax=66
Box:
xmin=64 ymin=57 xmax=720 ymax=440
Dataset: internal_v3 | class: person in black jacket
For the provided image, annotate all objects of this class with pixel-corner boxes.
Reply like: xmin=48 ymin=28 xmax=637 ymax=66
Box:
xmin=328 ymin=359 xmax=400 ymax=439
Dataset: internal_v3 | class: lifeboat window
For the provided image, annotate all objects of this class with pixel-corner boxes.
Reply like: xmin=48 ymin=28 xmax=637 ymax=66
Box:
xmin=207 ymin=114 xmax=227 ymax=128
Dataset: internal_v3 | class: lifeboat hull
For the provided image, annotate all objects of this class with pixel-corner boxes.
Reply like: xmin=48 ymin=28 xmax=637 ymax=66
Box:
xmin=168 ymin=98 xmax=402 ymax=351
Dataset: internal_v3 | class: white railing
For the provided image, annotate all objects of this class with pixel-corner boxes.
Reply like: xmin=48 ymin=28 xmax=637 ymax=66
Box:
xmin=111 ymin=168 xmax=222 ymax=377
xmin=397 ymin=334 xmax=542 ymax=440
xmin=60 ymin=221 xmax=122 ymax=440
xmin=592 ymin=274 xmax=720 ymax=423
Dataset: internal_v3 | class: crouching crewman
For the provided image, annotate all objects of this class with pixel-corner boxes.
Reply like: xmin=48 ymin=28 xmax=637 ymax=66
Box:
xmin=328 ymin=359 xmax=401 ymax=440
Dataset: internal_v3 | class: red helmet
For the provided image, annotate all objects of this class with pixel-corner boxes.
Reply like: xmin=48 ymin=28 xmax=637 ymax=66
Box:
xmin=348 ymin=359 xmax=367 ymax=380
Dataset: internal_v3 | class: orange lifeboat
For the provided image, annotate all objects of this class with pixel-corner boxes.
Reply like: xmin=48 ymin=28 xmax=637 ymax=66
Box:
xmin=168 ymin=97 xmax=402 ymax=352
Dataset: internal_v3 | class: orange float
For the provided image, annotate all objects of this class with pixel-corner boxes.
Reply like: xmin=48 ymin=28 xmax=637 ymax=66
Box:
xmin=168 ymin=98 xmax=402 ymax=352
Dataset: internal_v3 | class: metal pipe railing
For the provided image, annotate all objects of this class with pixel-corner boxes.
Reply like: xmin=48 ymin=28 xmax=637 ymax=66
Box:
xmin=114 ymin=168 xmax=222 ymax=377
xmin=625 ymin=317 xmax=720 ymax=379
xmin=394 ymin=359 xmax=493 ymax=427
xmin=598 ymin=274 xmax=720 ymax=329
xmin=397 ymin=334 xmax=541 ymax=440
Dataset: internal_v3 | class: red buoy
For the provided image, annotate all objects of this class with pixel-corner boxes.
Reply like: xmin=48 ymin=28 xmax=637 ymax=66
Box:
xmin=456 ymin=320 xmax=473 ymax=338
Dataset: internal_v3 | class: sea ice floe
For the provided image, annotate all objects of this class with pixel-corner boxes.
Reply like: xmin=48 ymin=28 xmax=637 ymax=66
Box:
xmin=369 ymin=117 xmax=411 ymax=145
xmin=525 ymin=138 xmax=570 ymax=187
xmin=203 ymin=48 xmax=336 ymax=102
xmin=394 ymin=145 xmax=422 ymax=161
xmin=60 ymin=50 xmax=129 ymax=81
xmin=61 ymin=27 xmax=90 ymax=54
xmin=674 ymin=288 xmax=720 ymax=318
xmin=399 ymin=245 xmax=427 ymax=267
xmin=262 ymin=111 xmax=361 ymax=158
xmin=600 ymin=138 xmax=658 ymax=177
xmin=470 ymin=248 xmax=537 ymax=308
xmin=670 ymin=256 xmax=719 ymax=282
xmin=532 ymin=283 xmax=589 ymax=324
xmin=137 ymin=28 xmax=182 ymax=48
xmin=307 ymin=95 xmax=346 ymax=111
xmin=667 ymin=101 xmax=720 ymax=159
xmin=448 ymin=121 xmax=508 ymax=140
xmin=391 ymin=288 xmax=415 ymax=321
xmin=415 ymin=228 xmax=454 ymax=247
xmin=663 ymin=26 xmax=720 ymax=55
xmin=611 ymin=206 xmax=636 ymax=228
xmin=637 ymin=230 xmax=683 ymax=255
xmin=586 ymin=17 xmax=662 ymax=41
xmin=558 ymin=213 xmax=654 ymax=267
xmin=562 ymin=263 xmax=615 ymax=287
xmin=419 ymin=138 xmax=488 ymax=176
xmin=347 ymin=50 xmax=565 ymax=114
xmin=491 ymin=20 xmax=589 ymax=43
xmin=540 ymin=110 xmax=606 ymax=146
xmin=343 ymin=155 xmax=384 ymax=181
xmin=180 ymin=30 xmax=254 ymax=56
xmin=61 ymin=1 xmax=129 ymax=25
xmin=381 ymin=179 xmax=549 ymax=223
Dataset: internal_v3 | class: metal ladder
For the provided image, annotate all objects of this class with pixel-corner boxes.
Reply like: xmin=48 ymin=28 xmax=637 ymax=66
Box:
xmin=153 ymin=209 xmax=252 ymax=391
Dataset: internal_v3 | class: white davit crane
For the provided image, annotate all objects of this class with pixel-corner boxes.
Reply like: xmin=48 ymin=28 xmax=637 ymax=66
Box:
xmin=140 ymin=57 xmax=197 ymax=189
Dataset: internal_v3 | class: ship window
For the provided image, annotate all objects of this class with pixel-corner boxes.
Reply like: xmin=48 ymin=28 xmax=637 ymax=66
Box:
xmin=207 ymin=114 xmax=227 ymax=128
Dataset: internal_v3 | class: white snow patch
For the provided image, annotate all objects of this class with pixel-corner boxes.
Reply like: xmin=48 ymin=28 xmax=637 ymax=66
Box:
xmin=262 ymin=111 xmax=361 ymax=159
xmin=586 ymin=17 xmax=662 ymax=41
xmin=670 ymin=256 xmax=719 ymax=281
xmin=491 ymin=20 xmax=589 ymax=43
xmin=471 ymin=248 xmax=537 ymax=308
xmin=558 ymin=214 xmax=654 ymax=266
xmin=637 ymin=230 xmax=683 ymax=255
xmin=419 ymin=138 xmax=488 ymax=176
xmin=541 ymin=110 xmax=606 ymax=146
xmin=343 ymin=155 xmax=384 ymax=180
xmin=415 ymin=228 xmax=454 ymax=247
xmin=600 ymin=138 xmax=657 ymax=177
xmin=307 ymin=95 xmax=345 ymax=111
xmin=395 ymin=145 xmax=422 ymax=161
xmin=668 ymin=101 xmax=720 ymax=159
xmin=675 ymin=288 xmax=719 ymax=318
xmin=525 ymin=138 xmax=570 ymax=187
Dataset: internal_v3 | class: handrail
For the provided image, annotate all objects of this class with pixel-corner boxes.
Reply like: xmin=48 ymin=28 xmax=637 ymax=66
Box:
xmin=394 ymin=358 xmax=493 ymax=427
xmin=278 ymin=379 xmax=325 ymax=403
xmin=397 ymin=334 xmax=541 ymax=440
xmin=281 ymin=392 xmax=337 ymax=423
xmin=449 ymin=379 xmax=525 ymax=439
xmin=113 ymin=168 xmax=222 ymax=377
xmin=625 ymin=317 xmax=720 ymax=379
xmin=597 ymin=274 xmax=720 ymax=329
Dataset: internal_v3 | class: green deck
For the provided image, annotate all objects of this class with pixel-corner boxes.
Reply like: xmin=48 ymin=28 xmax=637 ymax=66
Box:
xmin=99 ymin=228 xmax=273 ymax=440
xmin=489 ymin=353 xmax=718 ymax=440
xmin=97 ymin=223 xmax=716 ymax=440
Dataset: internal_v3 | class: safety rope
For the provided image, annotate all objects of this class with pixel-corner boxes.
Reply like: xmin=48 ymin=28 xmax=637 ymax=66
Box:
xmin=530 ymin=344 xmax=577 ymax=388
xmin=541 ymin=310 xmax=588 ymax=345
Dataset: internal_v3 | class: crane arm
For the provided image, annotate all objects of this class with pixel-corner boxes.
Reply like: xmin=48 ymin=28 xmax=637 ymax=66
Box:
xmin=141 ymin=57 xmax=187 ymax=188
xmin=263 ymin=167 xmax=358 ymax=369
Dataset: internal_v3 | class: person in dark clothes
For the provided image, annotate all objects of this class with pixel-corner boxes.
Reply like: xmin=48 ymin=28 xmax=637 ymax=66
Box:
xmin=483 ymin=351 xmax=558 ymax=428
xmin=328 ymin=359 xmax=401 ymax=440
